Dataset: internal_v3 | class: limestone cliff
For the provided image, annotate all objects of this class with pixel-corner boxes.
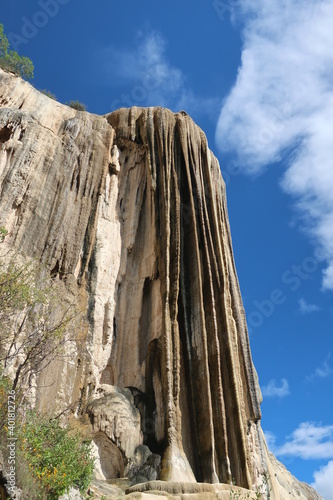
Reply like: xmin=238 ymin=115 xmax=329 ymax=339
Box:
xmin=0 ymin=69 xmax=322 ymax=500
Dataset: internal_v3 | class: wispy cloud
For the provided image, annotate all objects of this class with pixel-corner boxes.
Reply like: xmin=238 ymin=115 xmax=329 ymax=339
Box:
xmin=215 ymin=0 xmax=333 ymax=290
xmin=276 ymin=422 xmax=333 ymax=460
xmin=105 ymin=32 xmax=183 ymax=92
xmin=103 ymin=31 xmax=220 ymax=118
xmin=312 ymin=460 xmax=333 ymax=500
xmin=305 ymin=355 xmax=333 ymax=383
xmin=298 ymin=298 xmax=320 ymax=315
xmin=261 ymin=378 xmax=290 ymax=398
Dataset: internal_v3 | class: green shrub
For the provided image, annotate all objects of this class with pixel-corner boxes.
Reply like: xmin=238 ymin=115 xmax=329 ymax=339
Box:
xmin=0 ymin=225 xmax=7 ymax=243
xmin=0 ymin=226 xmax=92 ymax=497
xmin=0 ymin=24 xmax=34 ymax=80
xmin=0 ymin=378 xmax=94 ymax=499
xmin=18 ymin=412 xmax=94 ymax=498
xmin=67 ymin=100 xmax=86 ymax=111
xmin=0 ymin=376 xmax=46 ymax=499
xmin=40 ymin=89 xmax=57 ymax=101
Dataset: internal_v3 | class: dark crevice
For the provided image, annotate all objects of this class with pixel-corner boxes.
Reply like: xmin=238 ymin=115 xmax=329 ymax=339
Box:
xmin=113 ymin=316 xmax=117 ymax=341
xmin=85 ymin=240 xmax=98 ymax=328
xmin=0 ymin=126 xmax=12 ymax=144
xmin=177 ymin=288 xmax=201 ymax=481
xmin=138 ymin=278 xmax=153 ymax=366
xmin=109 ymin=163 xmax=118 ymax=176
xmin=70 ymin=170 xmax=75 ymax=190
xmin=102 ymin=302 xmax=110 ymax=345
xmin=50 ymin=260 xmax=60 ymax=278
xmin=59 ymin=245 xmax=67 ymax=278
xmin=134 ymin=117 xmax=143 ymax=144
xmin=82 ymin=178 xmax=87 ymax=197
xmin=76 ymin=170 xmax=81 ymax=193
xmin=144 ymin=339 xmax=161 ymax=454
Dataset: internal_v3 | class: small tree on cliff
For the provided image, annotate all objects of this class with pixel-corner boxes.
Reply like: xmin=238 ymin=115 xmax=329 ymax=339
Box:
xmin=0 ymin=228 xmax=82 ymax=395
xmin=0 ymin=24 xmax=34 ymax=80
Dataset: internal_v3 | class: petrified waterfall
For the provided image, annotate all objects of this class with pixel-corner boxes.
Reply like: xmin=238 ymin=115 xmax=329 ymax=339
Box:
xmin=106 ymin=108 xmax=265 ymax=487
xmin=0 ymin=69 xmax=322 ymax=499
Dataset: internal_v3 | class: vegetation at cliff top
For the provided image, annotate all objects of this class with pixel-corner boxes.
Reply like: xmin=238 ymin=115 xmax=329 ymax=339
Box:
xmin=0 ymin=24 xmax=34 ymax=80
xmin=67 ymin=100 xmax=87 ymax=111
xmin=40 ymin=89 xmax=57 ymax=100
xmin=0 ymin=27 xmax=87 ymax=108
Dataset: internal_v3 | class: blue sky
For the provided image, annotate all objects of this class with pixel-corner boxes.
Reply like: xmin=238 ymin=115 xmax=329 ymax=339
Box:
xmin=2 ymin=0 xmax=333 ymax=497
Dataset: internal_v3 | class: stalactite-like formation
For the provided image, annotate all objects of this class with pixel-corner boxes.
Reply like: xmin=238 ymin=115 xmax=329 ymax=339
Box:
xmin=107 ymin=107 xmax=266 ymax=487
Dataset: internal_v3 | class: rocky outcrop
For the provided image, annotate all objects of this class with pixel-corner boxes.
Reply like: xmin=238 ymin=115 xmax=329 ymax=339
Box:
xmin=268 ymin=453 xmax=323 ymax=499
xmin=87 ymin=386 xmax=143 ymax=479
xmin=0 ymin=69 xmax=323 ymax=499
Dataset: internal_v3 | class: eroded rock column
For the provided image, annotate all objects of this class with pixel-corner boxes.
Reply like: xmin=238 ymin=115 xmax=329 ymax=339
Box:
xmin=107 ymin=107 xmax=266 ymax=488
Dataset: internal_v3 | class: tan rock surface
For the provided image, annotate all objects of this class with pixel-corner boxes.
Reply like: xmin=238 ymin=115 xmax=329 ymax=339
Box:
xmin=87 ymin=386 xmax=143 ymax=479
xmin=106 ymin=106 xmax=264 ymax=488
xmin=0 ymin=69 xmax=323 ymax=499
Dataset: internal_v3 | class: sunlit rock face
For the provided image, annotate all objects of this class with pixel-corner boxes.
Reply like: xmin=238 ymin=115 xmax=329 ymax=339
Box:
xmin=0 ymin=69 xmax=323 ymax=499
xmin=105 ymin=107 xmax=266 ymax=489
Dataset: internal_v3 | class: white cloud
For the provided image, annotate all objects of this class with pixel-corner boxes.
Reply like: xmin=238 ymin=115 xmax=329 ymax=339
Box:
xmin=267 ymin=424 xmax=333 ymax=497
xmin=298 ymin=298 xmax=320 ymax=315
xmin=261 ymin=378 xmax=290 ymax=398
xmin=216 ymin=0 xmax=333 ymax=290
xmin=305 ymin=354 xmax=332 ymax=382
xmin=104 ymin=31 xmax=220 ymax=118
xmin=312 ymin=460 xmax=333 ymax=500
xmin=276 ymin=422 xmax=333 ymax=460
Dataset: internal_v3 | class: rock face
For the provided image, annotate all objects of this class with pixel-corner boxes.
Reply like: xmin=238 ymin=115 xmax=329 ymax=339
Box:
xmin=105 ymin=107 xmax=266 ymax=489
xmin=0 ymin=69 xmax=323 ymax=499
xmin=87 ymin=386 xmax=143 ymax=480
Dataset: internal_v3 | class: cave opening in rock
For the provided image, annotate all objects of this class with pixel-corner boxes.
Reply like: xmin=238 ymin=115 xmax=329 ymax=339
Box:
xmin=0 ymin=126 xmax=12 ymax=144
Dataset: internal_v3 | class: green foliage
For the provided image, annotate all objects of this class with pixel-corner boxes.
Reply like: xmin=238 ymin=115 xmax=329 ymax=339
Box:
xmin=0 ymin=24 xmax=9 ymax=57
xmin=0 ymin=379 xmax=94 ymax=498
xmin=0 ymin=258 xmax=41 ymax=316
xmin=13 ymin=456 xmax=47 ymax=500
xmin=0 ymin=225 xmax=8 ymax=243
xmin=0 ymin=228 xmax=90 ymax=497
xmin=40 ymin=89 xmax=57 ymax=100
xmin=0 ymin=24 xmax=34 ymax=80
xmin=18 ymin=412 xmax=94 ymax=498
xmin=0 ymin=377 xmax=46 ymax=497
xmin=67 ymin=100 xmax=87 ymax=111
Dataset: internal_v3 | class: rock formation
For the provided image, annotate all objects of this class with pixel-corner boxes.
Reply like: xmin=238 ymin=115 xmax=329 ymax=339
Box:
xmin=0 ymin=69 xmax=322 ymax=499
